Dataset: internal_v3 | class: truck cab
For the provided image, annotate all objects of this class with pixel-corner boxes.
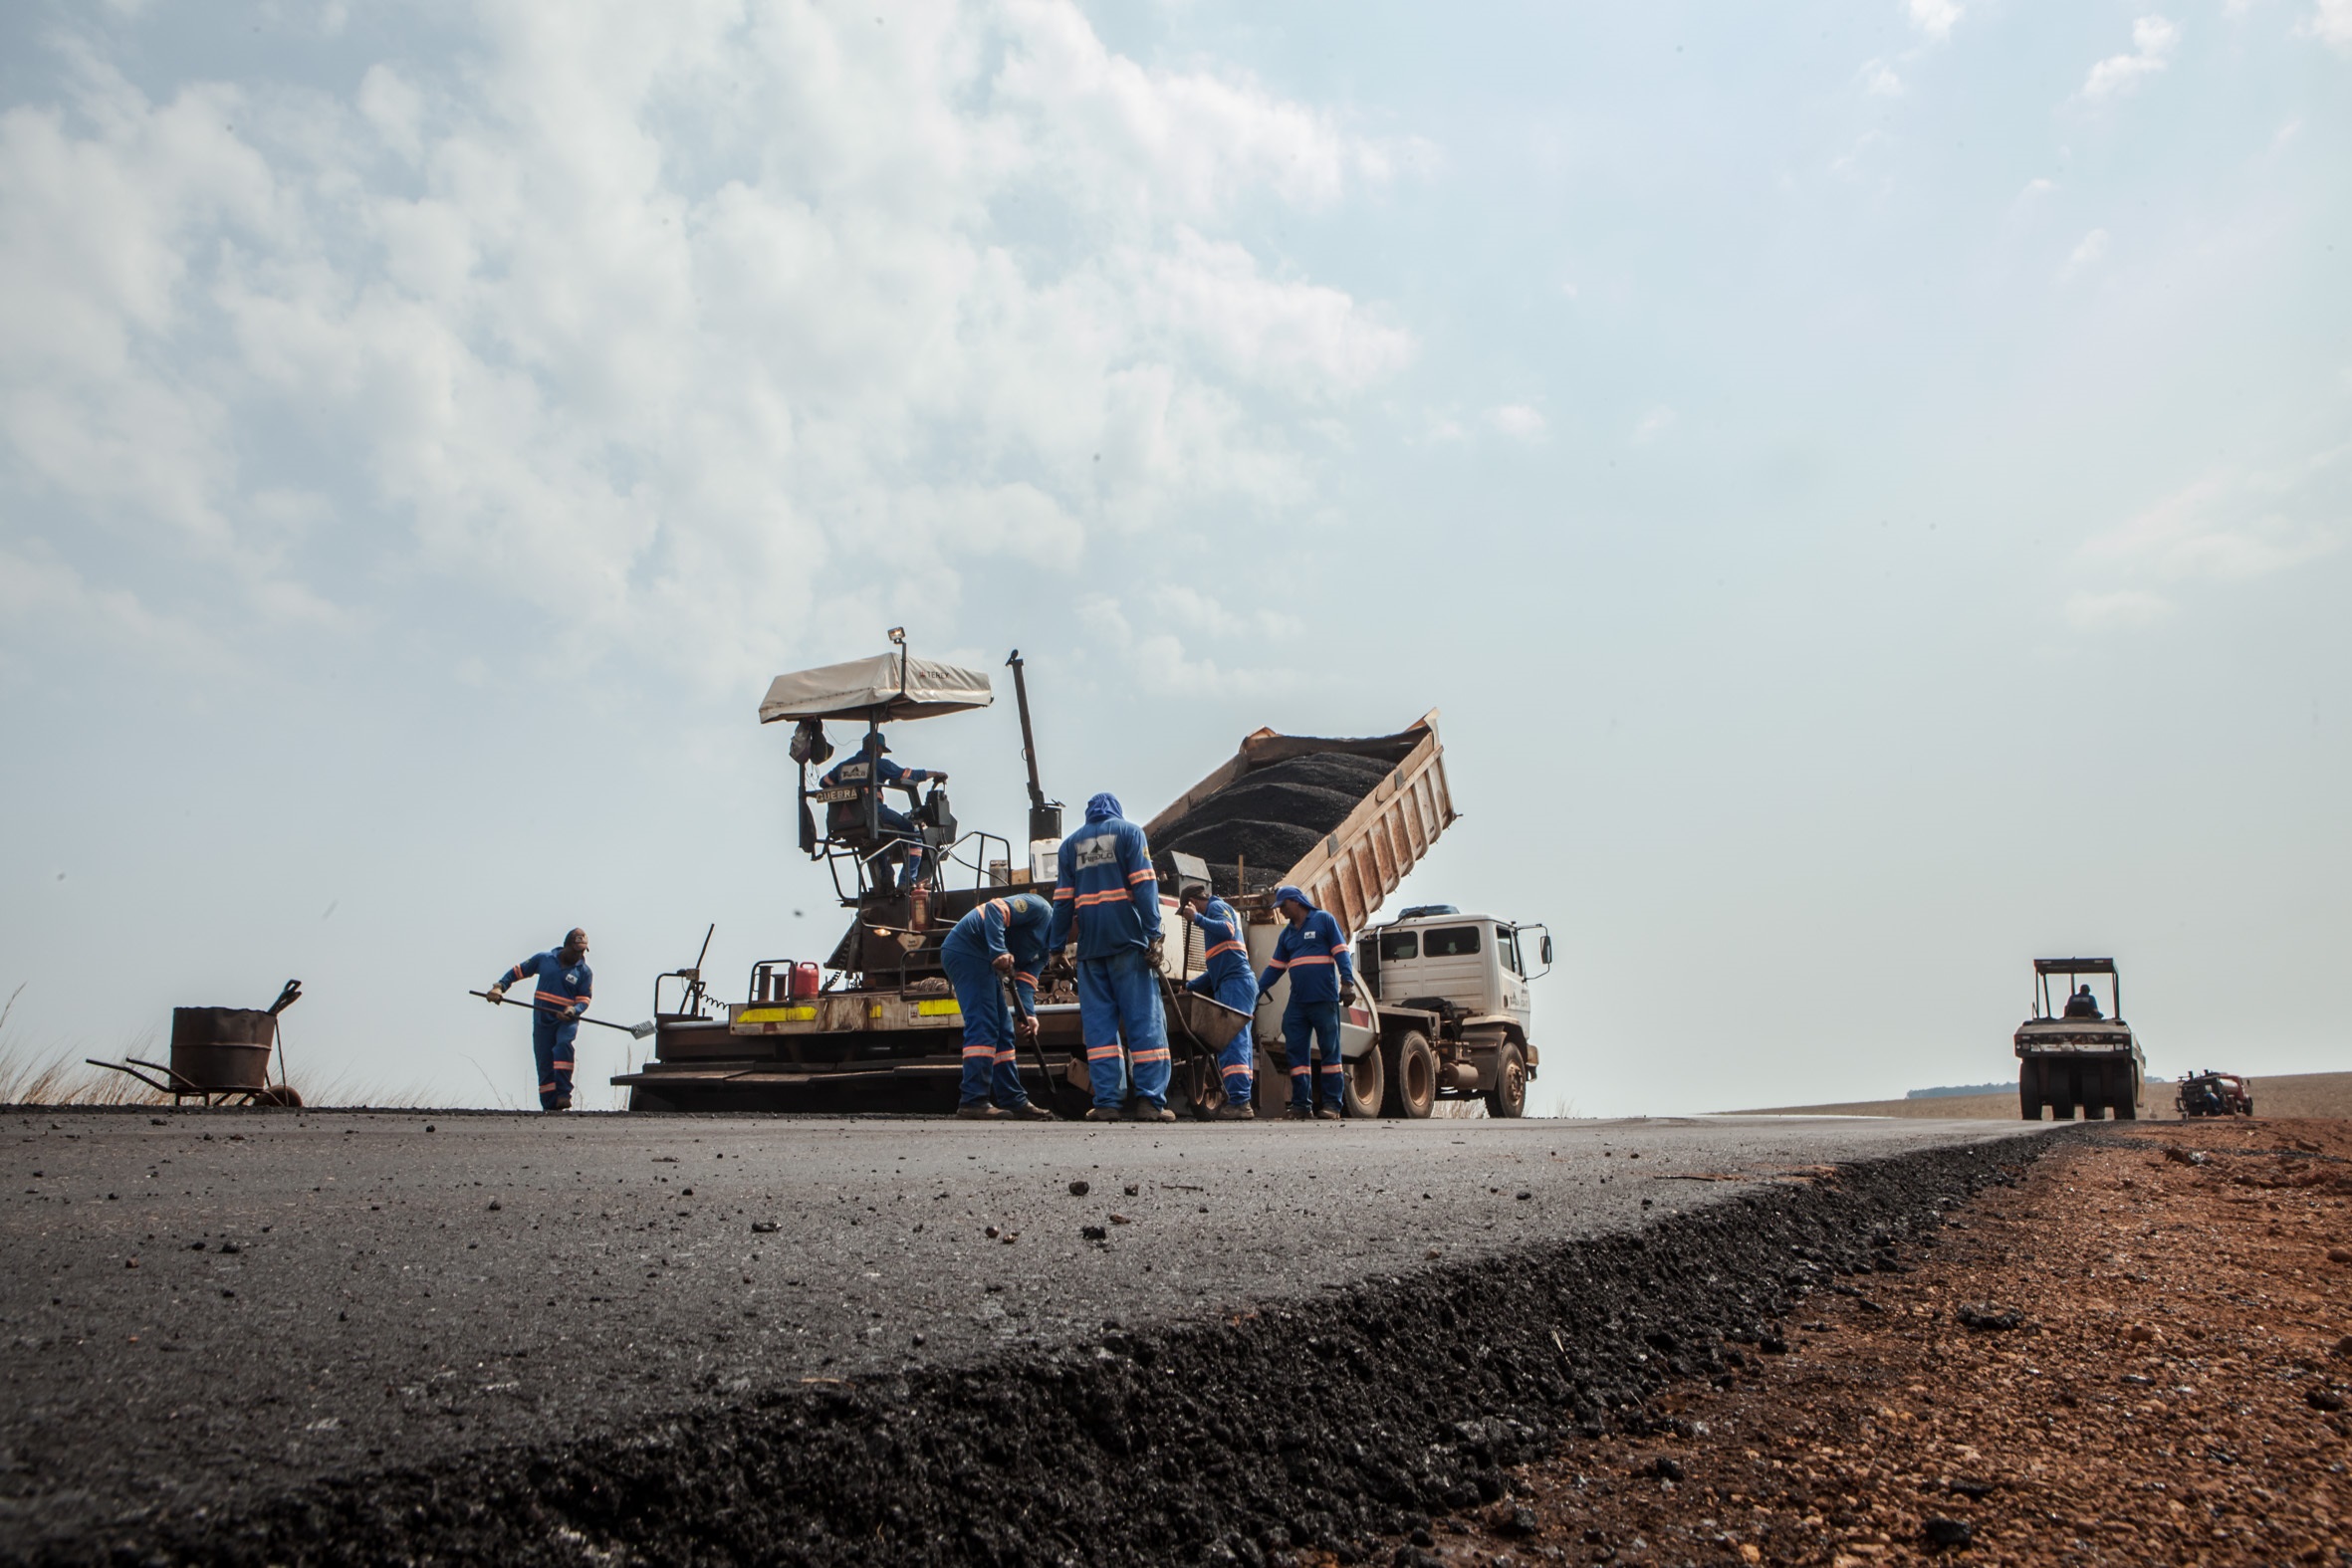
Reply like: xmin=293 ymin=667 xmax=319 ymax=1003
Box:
xmin=1341 ymin=905 xmax=1549 ymax=1118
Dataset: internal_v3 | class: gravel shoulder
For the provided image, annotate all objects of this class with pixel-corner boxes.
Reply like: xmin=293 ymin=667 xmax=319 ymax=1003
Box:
xmin=1387 ymin=1118 xmax=2352 ymax=1567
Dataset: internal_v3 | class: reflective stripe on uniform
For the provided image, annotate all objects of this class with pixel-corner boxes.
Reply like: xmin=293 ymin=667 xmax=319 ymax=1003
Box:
xmin=1086 ymin=1045 xmax=1124 ymax=1061
xmin=1126 ymin=868 xmax=1157 ymax=884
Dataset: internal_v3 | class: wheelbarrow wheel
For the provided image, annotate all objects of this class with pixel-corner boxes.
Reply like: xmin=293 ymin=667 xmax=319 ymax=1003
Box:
xmin=251 ymin=1084 xmax=304 ymax=1108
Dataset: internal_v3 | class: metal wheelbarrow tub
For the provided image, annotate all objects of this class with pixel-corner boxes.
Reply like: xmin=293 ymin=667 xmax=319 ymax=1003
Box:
xmin=1171 ymin=991 xmax=1253 ymax=1050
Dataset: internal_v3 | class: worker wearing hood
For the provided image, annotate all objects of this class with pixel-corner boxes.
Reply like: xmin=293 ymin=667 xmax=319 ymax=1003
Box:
xmin=1259 ymin=886 xmax=1357 ymax=1119
xmin=1048 ymin=792 xmax=1173 ymax=1121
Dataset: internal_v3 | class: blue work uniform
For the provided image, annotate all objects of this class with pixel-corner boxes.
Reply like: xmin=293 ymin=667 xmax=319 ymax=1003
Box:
xmin=1048 ymin=792 xmax=1170 ymax=1110
xmin=820 ymin=751 xmax=943 ymax=889
xmin=940 ymin=893 xmax=1054 ymax=1110
xmin=1258 ymin=888 xmax=1355 ymax=1113
xmin=1184 ymin=896 xmax=1257 ymax=1108
xmin=496 ymin=950 xmax=593 ymax=1110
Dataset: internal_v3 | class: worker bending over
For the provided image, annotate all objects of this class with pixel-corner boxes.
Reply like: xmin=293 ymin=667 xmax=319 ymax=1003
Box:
xmin=940 ymin=892 xmax=1057 ymax=1120
xmin=1178 ymin=877 xmax=1258 ymax=1119
xmin=1049 ymin=792 xmax=1174 ymax=1122
xmin=487 ymin=928 xmax=592 ymax=1112
xmin=1260 ymin=887 xmax=1357 ymax=1120
xmin=819 ymin=733 xmax=947 ymax=890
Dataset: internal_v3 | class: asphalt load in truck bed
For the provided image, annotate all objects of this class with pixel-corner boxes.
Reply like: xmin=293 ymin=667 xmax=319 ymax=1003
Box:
xmin=2 ymin=1123 xmax=2049 ymax=1568
xmin=1157 ymin=753 xmax=1395 ymax=895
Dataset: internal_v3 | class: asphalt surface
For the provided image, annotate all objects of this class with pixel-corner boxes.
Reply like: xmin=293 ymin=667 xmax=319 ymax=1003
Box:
xmin=0 ymin=1108 xmax=2049 ymax=1551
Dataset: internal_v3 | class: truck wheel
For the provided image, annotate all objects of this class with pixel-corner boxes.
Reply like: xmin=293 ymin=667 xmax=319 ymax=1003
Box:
xmin=1388 ymin=1030 xmax=1437 ymax=1119
xmin=1484 ymin=1044 xmax=1529 ymax=1119
xmin=2018 ymin=1062 xmax=2041 ymax=1121
xmin=1341 ymin=1050 xmax=1384 ymax=1118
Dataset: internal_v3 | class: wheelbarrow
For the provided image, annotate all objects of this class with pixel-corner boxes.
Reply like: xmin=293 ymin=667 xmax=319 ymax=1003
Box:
xmin=90 ymin=980 xmax=305 ymax=1107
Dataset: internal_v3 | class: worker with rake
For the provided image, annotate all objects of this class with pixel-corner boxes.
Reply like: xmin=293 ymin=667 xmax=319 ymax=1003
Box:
xmin=1049 ymin=791 xmax=1175 ymax=1122
xmin=1261 ymin=886 xmax=1358 ymax=1120
xmin=1177 ymin=875 xmax=1259 ymax=1119
xmin=486 ymin=929 xmax=592 ymax=1112
xmin=940 ymin=892 xmax=1058 ymax=1120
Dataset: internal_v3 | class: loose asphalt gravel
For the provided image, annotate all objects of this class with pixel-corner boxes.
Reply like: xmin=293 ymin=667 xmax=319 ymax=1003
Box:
xmin=0 ymin=1108 xmax=2055 ymax=1564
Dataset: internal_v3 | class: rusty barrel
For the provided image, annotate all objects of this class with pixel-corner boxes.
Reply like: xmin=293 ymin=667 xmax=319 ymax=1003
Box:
xmin=169 ymin=1008 xmax=278 ymax=1092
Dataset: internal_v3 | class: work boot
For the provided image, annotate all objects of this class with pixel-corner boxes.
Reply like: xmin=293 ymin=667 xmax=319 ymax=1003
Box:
xmin=1006 ymin=1100 xmax=1056 ymax=1121
xmin=1134 ymin=1102 xmax=1177 ymax=1123
xmin=956 ymin=1101 xmax=1009 ymax=1120
xmin=550 ymin=1096 xmax=573 ymax=1113
xmin=1286 ymin=1104 xmax=1313 ymax=1121
xmin=1315 ymin=1105 xmax=1342 ymax=1121
xmin=1216 ymin=1102 xmax=1256 ymax=1121
xmin=1084 ymin=1106 xmax=1126 ymax=1123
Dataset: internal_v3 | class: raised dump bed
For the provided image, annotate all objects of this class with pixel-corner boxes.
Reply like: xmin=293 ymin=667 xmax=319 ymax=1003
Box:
xmin=1144 ymin=711 xmax=1455 ymax=938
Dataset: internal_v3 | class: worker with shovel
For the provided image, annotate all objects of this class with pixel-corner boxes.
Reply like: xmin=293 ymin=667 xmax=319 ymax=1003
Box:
xmin=1178 ymin=877 xmax=1258 ymax=1119
xmin=487 ymin=929 xmax=593 ymax=1112
xmin=939 ymin=893 xmax=1058 ymax=1120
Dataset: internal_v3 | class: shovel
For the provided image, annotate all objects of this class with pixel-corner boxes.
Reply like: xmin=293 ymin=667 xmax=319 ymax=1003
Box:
xmin=470 ymin=990 xmax=656 ymax=1039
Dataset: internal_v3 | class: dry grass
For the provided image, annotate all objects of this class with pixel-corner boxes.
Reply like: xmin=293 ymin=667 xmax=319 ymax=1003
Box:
xmin=1729 ymin=1068 xmax=2352 ymax=1122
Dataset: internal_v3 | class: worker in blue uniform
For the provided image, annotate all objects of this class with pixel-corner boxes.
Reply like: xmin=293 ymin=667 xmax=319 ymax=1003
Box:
xmin=1177 ymin=878 xmax=1258 ymax=1119
xmin=939 ymin=892 xmax=1058 ymax=1121
xmin=1048 ymin=792 xmax=1173 ymax=1122
xmin=2063 ymin=984 xmax=2103 ymax=1020
xmin=487 ymin=928 xmax=593 ymax=1112
xmin=1258 ymin=887 xmax=1357 ymax=1119
xmin=819 ymin=735 xmax=947 ymax=889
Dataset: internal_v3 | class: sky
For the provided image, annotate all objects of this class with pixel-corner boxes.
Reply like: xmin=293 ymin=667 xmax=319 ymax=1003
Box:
xmin=1 ymin=0 xmax=2346 ymax=1116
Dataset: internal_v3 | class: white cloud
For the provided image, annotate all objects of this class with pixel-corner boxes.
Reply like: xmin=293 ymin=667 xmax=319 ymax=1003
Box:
xmin=2306 ymin=0 xmax=2352 ymax=50
xmin=2081 ymin=16 xmax=2180 ymax=103
xmin=2081 ymin=463 xmax=2341 ymax=582
xmin=1488 ymin=404 xmax=1547 ymax=441
xmin=2057 ymin=228 xmax=2110 ymax=281
xmin=1074 ymin=592 xmax=1294 ymax=697
xmin=1907 ymin=0 xmax=1964 ymax=42
xmin=2064 ymin=588 xmax=2172 ymax=630
xmin=0 ymin=3 xmax=1417 ymax=688
xmin=1861 ymin=60 xmax=1905 ymax=97
xmin=1633 ymin=406 xmax=1678 ymax=443
xmin=2016 ymin=177 xmax=2057 ymax=202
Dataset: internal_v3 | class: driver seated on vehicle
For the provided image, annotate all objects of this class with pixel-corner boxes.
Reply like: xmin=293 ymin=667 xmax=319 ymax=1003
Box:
xmin=2062 ymin=984 xmax=2103 ymax=1020
xmin=819 ymin=735 xmax=948 ymax=890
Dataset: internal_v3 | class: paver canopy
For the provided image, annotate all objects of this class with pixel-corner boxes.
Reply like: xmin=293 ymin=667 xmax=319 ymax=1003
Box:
xmin=756 ymin=654 xmax=995 ymax=725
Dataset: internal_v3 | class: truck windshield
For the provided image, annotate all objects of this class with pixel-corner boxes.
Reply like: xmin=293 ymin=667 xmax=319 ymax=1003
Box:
xmin=1422 ymin=926 xmax=1481 ymax=957
xmin=1379 ymin=931 xmax=1419 ymax=961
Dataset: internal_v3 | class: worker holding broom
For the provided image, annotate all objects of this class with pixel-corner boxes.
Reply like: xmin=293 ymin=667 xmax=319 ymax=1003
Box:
xmin=487 ymin=929 xmax=592 ymax=1112
xmin=939 ymin=893 xmax=1058 ymax=1120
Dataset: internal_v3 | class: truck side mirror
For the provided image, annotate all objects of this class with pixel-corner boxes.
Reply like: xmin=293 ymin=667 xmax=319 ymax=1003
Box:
xmin=1540 ymin=935 xmax=1553 ymax=967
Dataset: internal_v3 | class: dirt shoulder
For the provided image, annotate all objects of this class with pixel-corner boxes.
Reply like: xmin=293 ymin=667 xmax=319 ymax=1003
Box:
xmin=1393 ymin=1119 xmax=2352 ymax=1566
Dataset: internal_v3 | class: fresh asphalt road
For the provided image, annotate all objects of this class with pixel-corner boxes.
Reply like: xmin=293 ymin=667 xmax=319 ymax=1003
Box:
xmin=0 ymin=1109 xmax=2051 ymax=1541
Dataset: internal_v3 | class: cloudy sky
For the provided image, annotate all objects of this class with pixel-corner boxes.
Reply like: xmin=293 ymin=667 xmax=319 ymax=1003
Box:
xmin=2 ymin=0 xmax=2346 ymax=1115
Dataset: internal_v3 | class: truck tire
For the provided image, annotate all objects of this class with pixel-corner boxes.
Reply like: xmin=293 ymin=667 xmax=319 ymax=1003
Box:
xmin=1484 ymin=1043 xmax=1529 ymax=1118
xmin=2048 ymin=1061 xmax=2077 ymax=1120
xmin=1340 ymin=1050 xmax=1384 ymax=1119
xmin=2018 ymin=1062 xmax=2040 ymax=1121
xmin=1388 ymin=1030 xmax=1437 ymax=1119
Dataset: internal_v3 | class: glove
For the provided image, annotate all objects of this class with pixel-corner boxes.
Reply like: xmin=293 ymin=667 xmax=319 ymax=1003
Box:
xmin=486 ymin=985 xmax=507 ymax=1006
xmin=565 ymin=1004 xmax=586 ymax=1020
xmin=1146 ymin=934 xmax=1166 ymax=971
xmin=1016 ymin=1012 xmax=1041 ymax=1042
xmin=1341 ymin=983 xmax=1359 ymax=1007
xmin=992 ymin=953 xmax=1015 ymax=976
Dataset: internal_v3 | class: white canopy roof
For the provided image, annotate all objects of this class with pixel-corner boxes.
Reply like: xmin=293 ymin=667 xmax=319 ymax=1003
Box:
xmin=757 ymin=653 xmax=995 ymax=725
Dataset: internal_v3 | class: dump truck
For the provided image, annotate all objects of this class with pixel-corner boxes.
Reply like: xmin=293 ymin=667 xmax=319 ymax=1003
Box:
xmin=2015 ymin=957 xmax=2144 ymax=1120
xmin=613 ymin=645 xmax=1549 ymax=1116
xmin=1136 ymin=716 xmax=1548 ymax=1118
